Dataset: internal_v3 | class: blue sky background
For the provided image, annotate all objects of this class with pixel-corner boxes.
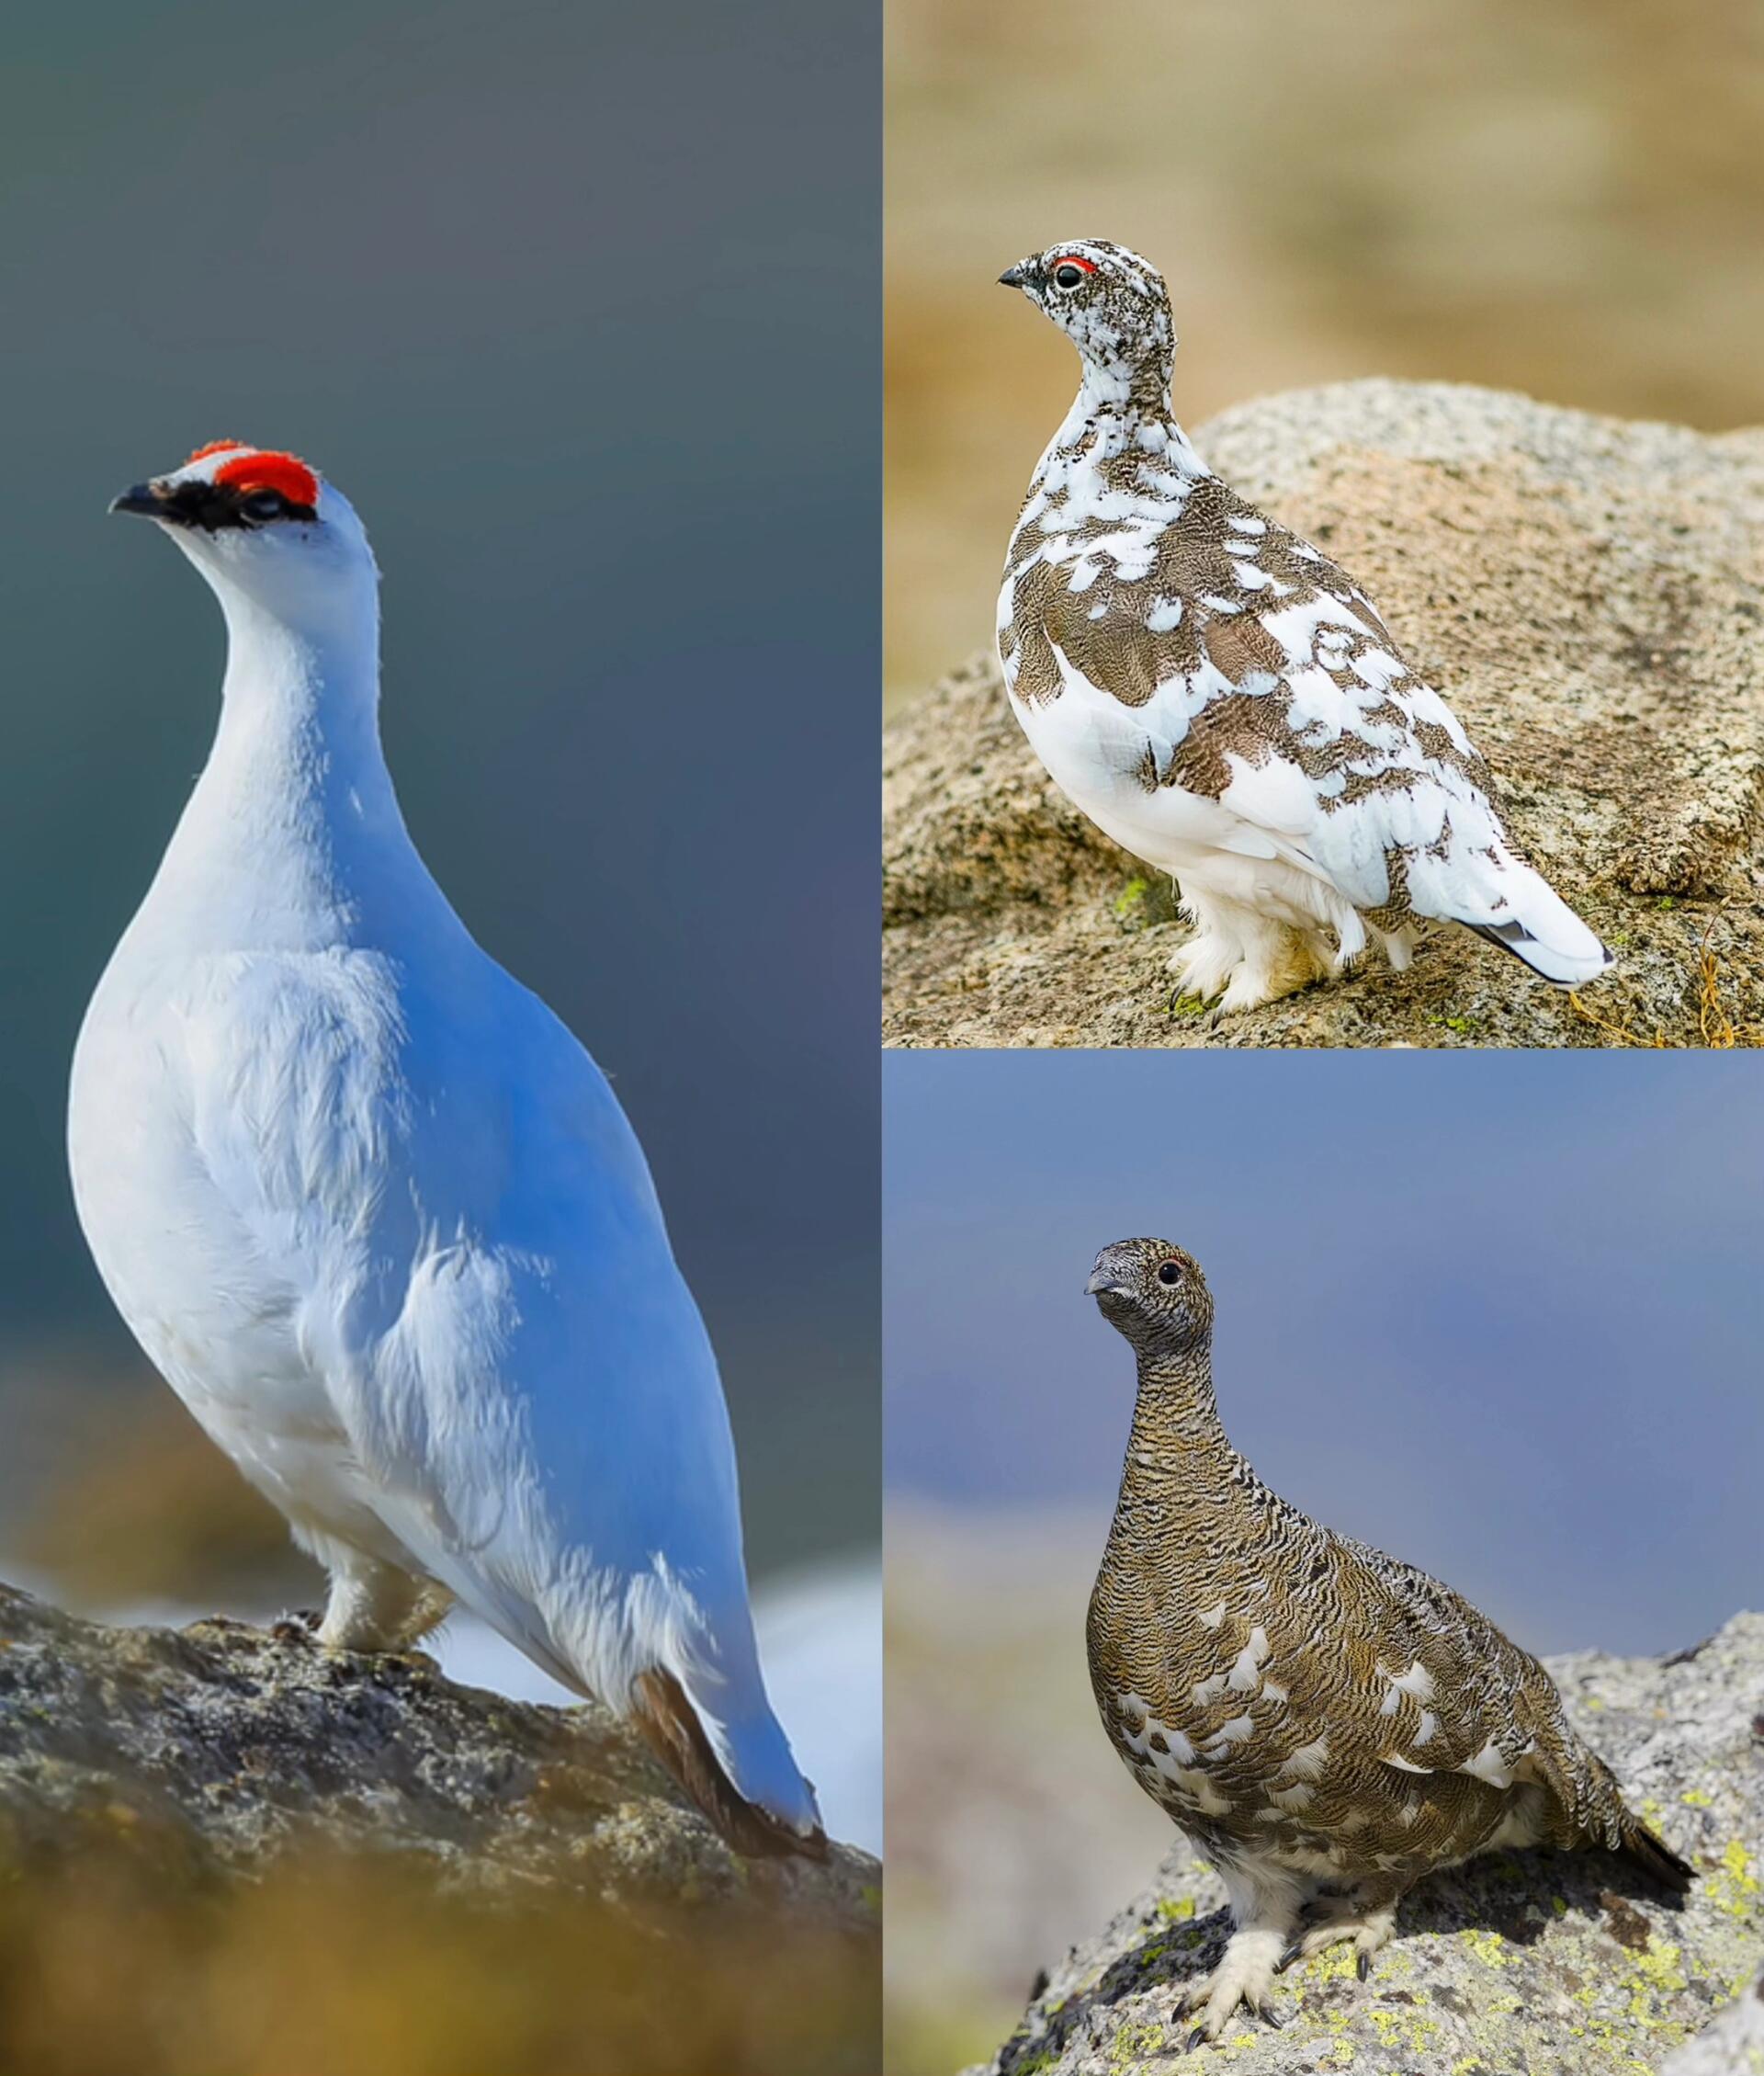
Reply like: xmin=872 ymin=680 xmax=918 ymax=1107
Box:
xmin=885 ymin=1051 xmax=1762 ymax=1656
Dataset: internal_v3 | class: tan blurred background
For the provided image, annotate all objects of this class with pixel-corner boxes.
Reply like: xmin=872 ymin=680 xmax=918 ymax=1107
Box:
xmin=885 ymin=0 xmax=1764 ymax=714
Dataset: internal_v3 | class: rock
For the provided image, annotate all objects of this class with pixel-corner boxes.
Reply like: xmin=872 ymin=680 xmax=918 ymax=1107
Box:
xmin=0 ymin=1581 xmax=874 ymax=1923
xmin=884 ymin=380 xmax=1764 ymax=1049
xmin=0 ymin=1582 xmax=878 ymax=2073
xmin=1659 ymin=1967 xmax=1764 ymax=2074
xmin=967 ymin=1612 xmax=1764 ymax=2076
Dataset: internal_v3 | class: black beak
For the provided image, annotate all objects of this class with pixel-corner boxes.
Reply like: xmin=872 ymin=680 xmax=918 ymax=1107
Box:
xmin=109 ymin=482 xmax=169 ymax=519
xmin=998 ymin=265 xmax=1028 ymax=289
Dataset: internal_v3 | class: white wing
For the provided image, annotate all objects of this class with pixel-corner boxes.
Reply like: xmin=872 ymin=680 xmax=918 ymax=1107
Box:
xmin=170 ymin=939 xmax=817 ymax=1835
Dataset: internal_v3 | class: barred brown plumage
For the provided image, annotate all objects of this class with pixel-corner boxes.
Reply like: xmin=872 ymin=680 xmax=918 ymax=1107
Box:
xmin=1082 ymin=1237 xmax=1690 ymax=2045
xmin=997 ymin=240 xmax=1614 ymax=1013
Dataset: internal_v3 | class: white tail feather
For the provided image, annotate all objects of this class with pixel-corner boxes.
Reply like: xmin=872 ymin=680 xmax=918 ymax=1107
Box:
xmin=1459 ymin=854 xmax=1611 ymax=987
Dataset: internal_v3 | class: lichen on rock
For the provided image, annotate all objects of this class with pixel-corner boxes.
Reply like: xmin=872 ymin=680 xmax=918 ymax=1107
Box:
xmin=964 ymin=1614 xmax=1763 ymax=2076
xmin=884 ymin=380 xmax=1764 ymax=1049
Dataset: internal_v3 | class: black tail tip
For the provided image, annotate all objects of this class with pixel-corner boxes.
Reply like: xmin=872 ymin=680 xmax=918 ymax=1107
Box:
xmin=1623 ymin=1821 xmax=1695 ymax=1894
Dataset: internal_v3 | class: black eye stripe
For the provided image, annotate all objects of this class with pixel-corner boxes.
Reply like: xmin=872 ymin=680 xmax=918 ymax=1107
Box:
xmin=141 ymin=478 xmax=318 ymax=532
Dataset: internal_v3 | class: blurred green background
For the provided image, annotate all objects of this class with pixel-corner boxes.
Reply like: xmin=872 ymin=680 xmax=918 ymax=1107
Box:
xmin=885 ymin=0 xmax=1764 ymax=711
xmin=0 ymin=0 xmax=878 ymax=1601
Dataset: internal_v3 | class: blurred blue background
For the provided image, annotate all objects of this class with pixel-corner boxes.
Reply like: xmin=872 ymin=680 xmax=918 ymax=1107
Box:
xmin=0 ymin=0 xmax=876 ymax=1844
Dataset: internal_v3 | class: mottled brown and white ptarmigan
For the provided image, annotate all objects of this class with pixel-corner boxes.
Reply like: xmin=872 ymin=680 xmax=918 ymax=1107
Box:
xmin=997 ymin=241 xmax=1614 ymax=1015
xmin=1082 ymin=1238 xmax=1691 ymax=2045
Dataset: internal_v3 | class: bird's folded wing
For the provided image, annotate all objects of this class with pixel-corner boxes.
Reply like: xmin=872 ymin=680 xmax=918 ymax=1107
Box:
xmin=1329 ymin=1536 xmax=1551 ymax=1789
xmin=181 ymin=953 xmax=750 ymax=1697
xmin=1035 ymin=493 xmax=1505 ymax=910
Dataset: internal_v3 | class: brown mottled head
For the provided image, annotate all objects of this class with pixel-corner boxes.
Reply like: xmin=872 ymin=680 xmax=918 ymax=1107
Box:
xmin=999 ymin=240 xmax=1174 ymax=383
xmin=1086 ymin=1238 xmax=1214 ymax=1356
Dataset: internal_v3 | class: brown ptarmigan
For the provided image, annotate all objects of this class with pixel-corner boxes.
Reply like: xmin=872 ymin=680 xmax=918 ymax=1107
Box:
xmin=1082 ymin=1238 xmax=1690 ymax=2045
xmin=997 ymin=241 xmax=1613 ymax=1015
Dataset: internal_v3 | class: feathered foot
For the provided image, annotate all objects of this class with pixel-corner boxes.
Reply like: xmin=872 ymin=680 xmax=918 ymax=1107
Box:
xmin=1279 ymin=1892 xmax=1398 ymax=1980
xmin=315 ymin=1551 xmax=454 ymax=1651
xmin=1167 ymin=929 xmax=1243 ymax=1007
xmin=1167 ymin=894 xmax=1333 ymax=1015
xmin=1179 ymin=1922 xmax=1289 ymax=2047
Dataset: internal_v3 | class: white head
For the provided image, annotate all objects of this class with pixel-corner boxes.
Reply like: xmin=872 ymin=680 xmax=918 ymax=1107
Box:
xmin=111 ymin=441 xmax=378 ymax=641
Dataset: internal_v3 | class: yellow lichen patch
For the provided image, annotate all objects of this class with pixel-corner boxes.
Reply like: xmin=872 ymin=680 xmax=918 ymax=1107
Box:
xmin=1371 ymin=2009 xmax=1442 ymax=2056
xmin=1620 ymin=1936 xmax=1690 ymax=2038
xmin=1631 ymin=1938 xmax=1687 ymax=1995
xmin=1679 ymin=1787 xmax=1713 ymax=1809
xmin=1706 ymin=1837 xmax=1761 ymax=1923
xmin=1156 ymin=1896 xmax=1196 ymax=1922
xmin=1109 ymin=2019 xmax=1169 ymax=2068
xmin=1305 ymin=1944 xmax=1360 ymax=1983
xmin=1459 ymin=1928 xmax=1509 ymax=1968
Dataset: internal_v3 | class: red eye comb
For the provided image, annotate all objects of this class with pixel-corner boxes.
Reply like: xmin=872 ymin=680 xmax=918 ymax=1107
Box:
xmin=212 ymin=450 xmax=321 ymax=511
xmin=1052 ymin=253 xmax=1097 ymax=274
xmin=185 ymin=439 xmax=248 ymax=464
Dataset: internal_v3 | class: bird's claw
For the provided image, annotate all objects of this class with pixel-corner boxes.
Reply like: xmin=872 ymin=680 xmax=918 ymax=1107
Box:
xmin=1356 ymin=1951 xmax=1371 ymax=1981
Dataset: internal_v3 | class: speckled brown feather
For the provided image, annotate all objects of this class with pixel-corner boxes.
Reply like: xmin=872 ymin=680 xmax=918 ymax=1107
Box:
xmin=992 ymin=244 xmax=1614 ymax=1009
xmin=1083 ymin=1241 xmax=1690 ymax=1909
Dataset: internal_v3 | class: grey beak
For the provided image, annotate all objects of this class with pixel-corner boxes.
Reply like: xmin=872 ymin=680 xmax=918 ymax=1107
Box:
xmin=109 ymin=482 xmax=166 ymax=518
xmin=999 ymin=265 xmax=1027 ymax=289
xmin=1086 ymin=1267 xmax=1123 ymax=1296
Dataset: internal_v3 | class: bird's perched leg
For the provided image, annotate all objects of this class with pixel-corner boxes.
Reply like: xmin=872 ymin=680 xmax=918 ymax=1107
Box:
xmin=1167 ymin=892 xmax=1246 ymax=1005
xmin=1170 ymin=891 xmax=1333 ymax=1015
xmin=312 ymin=1544 xmax=453 ymax=1651
xmin=1283 ymin=1882 xmax=1402 ymax=1980
xmin=1181 ymin=1866 xmax=1302 ymax=2046
xmin=1370 ymin=922 xmax=1416 ymax=973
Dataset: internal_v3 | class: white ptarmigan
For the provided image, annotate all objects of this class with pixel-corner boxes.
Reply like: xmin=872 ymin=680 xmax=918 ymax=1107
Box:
xmin=69 ymin=441 xmax=825 ymax=1858
xmin=997 ymin=241 xmax=1614 ymax=1015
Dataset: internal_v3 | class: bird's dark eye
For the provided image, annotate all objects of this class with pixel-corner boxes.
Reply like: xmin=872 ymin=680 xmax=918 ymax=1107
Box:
xmin=1053 ymin=263 xmax=1085 ymax=290
xmin=1157 ymin=1260 xmax=1182 ymax=1286
xmin=241 ymin=489 xmax=288 ymax=522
